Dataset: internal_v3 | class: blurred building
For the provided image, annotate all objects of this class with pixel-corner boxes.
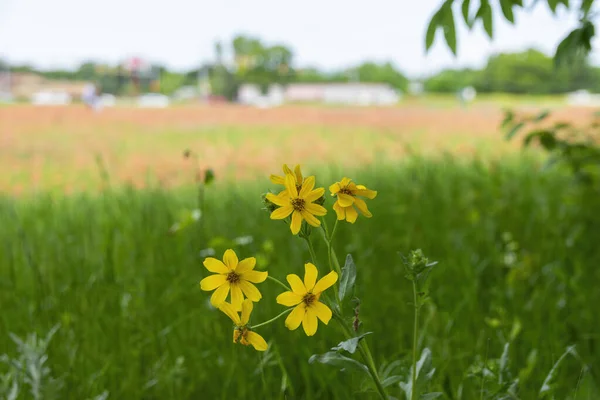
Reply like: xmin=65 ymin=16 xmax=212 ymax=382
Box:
xmin=238 ymin=83 xmax=400 ymax=106
xmin=8 ymin=72 xmax=88 ymax=101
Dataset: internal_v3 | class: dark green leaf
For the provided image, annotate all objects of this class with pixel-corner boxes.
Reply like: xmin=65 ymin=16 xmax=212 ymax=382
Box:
xmin=501 ymin=110 xmax=514 ymax=128
xmin=339 ymin=254 xmax=357 ymax=301
xmin=500 ymin=0 xmax=515 ymax=23
xmin=582 ymin=0 xmax=594 ymax=14
xmin=204 ymin=169 xmax=215 ymax=185
xmin=462 ymin=0 xmax=473 ymax=28
xmin=309 ymin=351 xmax=369 ymax=375
xmin=442 ymin=7 xmax=457 ymax=54
xmin=548 ymin=0 xmax=559 ymax=12
xmin=331 ymin=332 xmax=372 ymax=354
xmin=506 ymin=122 xmax=525 ymax=140
xmin=533 ymin=110 xmax=550 ymax=122
xmin=540 ymin=132 xmax=557 ymax=150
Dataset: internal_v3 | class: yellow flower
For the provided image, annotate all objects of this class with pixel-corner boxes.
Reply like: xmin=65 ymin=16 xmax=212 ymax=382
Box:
xmin=270 ymin=164 xmax=304 ymax=193
xmin=219 ymin=299 xmax=268 ymax=351
xmin=200 ymin=249 xmax=267 ymax=310
xmin=266 ymin=174 xmax=327 ymax=235
xmin=329 ymin=177 xmax=377 ymax=223
xmin=276 ymin=263 xmax=338 ymax=336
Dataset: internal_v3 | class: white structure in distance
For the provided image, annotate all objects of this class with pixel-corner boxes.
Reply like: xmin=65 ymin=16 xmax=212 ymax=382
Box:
xmin=31 ymin=91 xmax=72 ymax=105
xmin=238 ymin=83 xmax=401 ymax=107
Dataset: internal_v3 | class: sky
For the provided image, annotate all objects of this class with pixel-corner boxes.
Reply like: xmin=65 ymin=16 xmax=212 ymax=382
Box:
xmin=0 ymin=0 xmax=597 ymax=77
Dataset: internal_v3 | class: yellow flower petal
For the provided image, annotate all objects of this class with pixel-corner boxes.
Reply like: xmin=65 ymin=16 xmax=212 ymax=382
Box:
xmin=270 ymin=205 xmax=294 ymax=220
xmin=290 ymin=210 xmax=302 ymax=234
xmin=236 ymin=257 xmax=256 ymax=273
xmin=223 ymin=249 xmax=238 ymax=269
xmin=285 ymin=174 xmax=298 ymax=197
xmin=305 ymin=187 xmax=325 ymax=203
xmin=218 ymin=301 xmax=241 ymax=325
xmin=329 ymin=182 xmax=341 ymax=194
xmin=312 ymin=301 xmax=332 ymax=324
xmin=241 ymin=270 xmax=268 ymax=283
xmin=230 ymin=284 xmax=244 ymax=311
xmin=337 ymin=193 xmax=355 ymax=207
xmin=276 ymin=291 xmax=303 ymax=306
xmin=240 ymin=299 xmax=253 ymax=325
xmin=200 ymin=274 xmax=227 ymax=291
xmin=313 ymin=271 xmax=338 ymax=294
xmin=333 ymin=201 xmax=345 ymax=220
xmin=286 ymin=274 xmax=306 ymax=295
xmin=294 ymin=165 xmax=303 ymax=185
xmin=302 ymin=307 xmax=318 ymax=336
xmin=245 ymin=331 xmax=268 ymax=351
xmin=266 ymin=192 xmax=288 ymax=206
xmin=304 ymin=202 xmax=327 ymax=216
xmin=301 ymin=210 xmax=321 ymax=227
xmin=345 ymin=206 xmax=358 ymax=223
xmin=270 ymin=174 xmax=285 ymax=185
xmin=299 ymin=176 xmax=315 ymax=197
xmin=355 ymin=188 xmax=377 ymax=199
xmin=304 ymin=263 xmax=318 ymax=291
xmin=210 ymin=283 xmax=230 ymax=307
xmin=203 ymin=258 xmax=229 ymax=273
xmin=233 ymin=329 xmax=241 ymax=343
xmin=239 ymin=280 xmax=262 ymax=302
xmin=283 ymin=164 xmax=293 ymax=175
xmin=341 ymin=177 xmax=352 ymax=186
xmin=353 ymin=198 xmax=372 ymax=217
xmin=285 ymin=304 xmax=305 ymax=330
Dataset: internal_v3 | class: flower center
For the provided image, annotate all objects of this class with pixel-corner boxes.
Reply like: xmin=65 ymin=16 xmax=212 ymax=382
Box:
xmin=234 ymin=326 xmax=250 ymax=346
xmin=291 ymin=197 xmax=306 ymax=212
xmin=226 ymin=271 xmax=240 ymax=284
xmin=303 ymin=293 xmax=316 ymax=307
xmin=339 ymin=187 xmax=353 ymax=196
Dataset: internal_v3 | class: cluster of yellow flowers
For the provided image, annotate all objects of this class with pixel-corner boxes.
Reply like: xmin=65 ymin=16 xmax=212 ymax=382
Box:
xmin=199 ymin=164 xmax=377 ymax=351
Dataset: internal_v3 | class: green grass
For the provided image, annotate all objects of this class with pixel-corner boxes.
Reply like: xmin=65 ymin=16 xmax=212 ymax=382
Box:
xmin=1 ymin=157 xmax=599 ymax=399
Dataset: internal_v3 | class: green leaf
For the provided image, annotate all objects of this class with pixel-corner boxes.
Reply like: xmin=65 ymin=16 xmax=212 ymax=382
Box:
xmin=533 ymin=109 xmax=550 ymax=122
xmin=500 ymin=0 xmax=515 ymax=23
xmin=400 ymin=348 xmax=437 ymax=399
xmin=498 ymin=342 xmax=510 ymax=385
xmin=309 ymin=351 xmax=369 ymax=375
xmin=582 ymin=0 xmax=594 ymax=14
xmin=331 ymin=332 xmax=372 ymax=354
xmin=204 ymin=168 xmax=215 ymax=185
xmin=382 ymin=375 xmax=404 ymax=388
xmin=425 ymin=14 xmax=440 ymax=51
xmin=548 ymin=0 xmax=559 ymax=12
xmin=442 ymin=7 xmax=457 ymax=55
xmin=462 ymin=0 xmax=473 ymax=28
xmin=540 ymin=132 xmax=557 ymax=150
xmin=476 ymin=0 xmax=493 ymax=38
xmin=339 ymin=254 xmax=357 ymax=301
xmin=506 ymin=122 xmax=525 ymax=140
xmin=539 ymin=345 xmax=578 ymax=397
xmin=501 ymin=109 xmax=514 ymax=128
xmin=420 ymin=393 xmax=443 ymax=400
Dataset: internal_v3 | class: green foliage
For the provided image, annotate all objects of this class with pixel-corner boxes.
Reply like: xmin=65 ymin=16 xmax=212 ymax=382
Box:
xmin=1 ymin=160 xmax=600 ymax=398
xmin=338 ymin=254 xmax=356 ymax=301
xmin=426 ymin=0 xmax=596 ymax=68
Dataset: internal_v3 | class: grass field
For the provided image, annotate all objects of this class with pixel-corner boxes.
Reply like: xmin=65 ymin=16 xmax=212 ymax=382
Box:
xmin=1 ymin=103 xmax=599 ymax=399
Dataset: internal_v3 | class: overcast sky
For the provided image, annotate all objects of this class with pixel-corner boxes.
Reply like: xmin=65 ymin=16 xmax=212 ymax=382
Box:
xmin=0 ymin=0 xmax=597 ymax=77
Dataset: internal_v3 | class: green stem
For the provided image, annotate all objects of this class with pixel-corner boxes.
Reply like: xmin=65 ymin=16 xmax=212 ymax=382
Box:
xmin=321 ymin=219 xmax=341 ymax=276
xmin=267 ymin=275 xmax=291 ymax=291
xmin=411 ymin=280 xmax=419 ymax=400
xmin=334 ymin=314 xmax=387 ymax=400
xmin=251 ymin=308 xmax=293 ymax=329
xmin=303 ymin=237 xmax=318 ymax=264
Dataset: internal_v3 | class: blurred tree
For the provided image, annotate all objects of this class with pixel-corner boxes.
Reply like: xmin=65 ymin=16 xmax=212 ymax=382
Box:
xmin=424 ymin=68 xmax=479 ymax=92
xmin=350 ymin=61 xmax=409 ymax=90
